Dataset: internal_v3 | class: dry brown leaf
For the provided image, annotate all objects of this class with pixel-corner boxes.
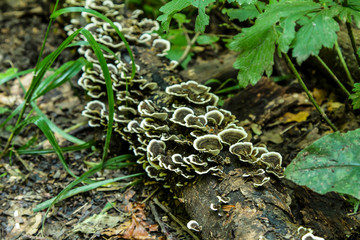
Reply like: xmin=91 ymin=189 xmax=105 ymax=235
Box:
xmin=279 ymin=111 xmax=310 ymax=123
xmin=312 ymin=88 xmax=328 ymax=105
xmin=120 ymin=214 xmax=156 ymax=240
xmin=25 ymin=212 xmax=42 ymax=235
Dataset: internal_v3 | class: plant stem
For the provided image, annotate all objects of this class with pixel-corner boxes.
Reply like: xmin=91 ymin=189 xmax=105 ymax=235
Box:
xmin=170 ymin=30 xmax=200 ymax=69
xmin=315 ymin=55 xmax=351 ymax=97
xmin=284 ymin=54 xmax=338 ymax=132
xmin=345 ymin=21 xmax=360 ymax=69
xmin=335 ymin=41 xmax=354 ymax=87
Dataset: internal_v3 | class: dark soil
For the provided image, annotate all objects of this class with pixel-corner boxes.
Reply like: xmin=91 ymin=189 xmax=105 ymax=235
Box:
xmin=1 ymin=1 xmax=359 ymax=240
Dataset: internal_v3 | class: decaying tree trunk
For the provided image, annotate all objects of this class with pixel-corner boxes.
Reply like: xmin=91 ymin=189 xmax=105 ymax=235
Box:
xmin=182 ymin=148 xmax=359 ymax=240
xmin=181 ymin=78 xmax=359 ymax=239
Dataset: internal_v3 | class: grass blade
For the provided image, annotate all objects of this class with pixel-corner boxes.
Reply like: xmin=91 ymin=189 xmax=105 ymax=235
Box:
xmin=31 ymin=102 xmax=85 ymax=145
xmin=68 ymin=41 xmax=120 ymax=62
xmin=80 ymin=28 xmax=114 ymax=164
xmin=33 ymin=117 xmax=77 ymax=179
xmin=34 ymin=58 xmax=89 ymax=99
xmin=24 ymin=28 xmax=83 ymax=102
xmin=0 ymin=69 xmax=34 ymax=85
xmin=0 ymin=102 xmax=24 ymax=128
xmin=16 ymin=141 xmax=94 ymax=155
xmin=33 ymin=172 xmax=142 ymax=212
xmin=51 ymin=7 xmax=136 ymax=80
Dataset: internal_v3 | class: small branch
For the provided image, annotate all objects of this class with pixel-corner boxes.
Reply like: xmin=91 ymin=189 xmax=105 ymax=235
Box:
xmin=149 ymin=201 xmax=178 ymax=240
xmin=315 ymin=55 xmax=351 ymax=97
xmin=141 ymin=187 xmax=159 ymax=204
xmin=170 ymin=31 xmax=200 ymax=70
xmin=335 ymin=41 xmax=354 ymax=87
xmin=153 ymin=197 xmax=200 ymax=240
xmin=284 ymin=53 xmax=338 ymax=132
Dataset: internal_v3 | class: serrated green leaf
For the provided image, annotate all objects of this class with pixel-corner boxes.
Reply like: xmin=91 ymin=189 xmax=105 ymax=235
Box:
xmin=227 ymin=0 xmax=258 ymax=4
xmin=228 ymin=1 xmax=320 ymax=87
xmin=338 ymin=3 xmax=360 ymax=27
xmin=278 ymin=16 xmax=297 ymax=53
xmin=285 ymin=128 xmax=360 ymax=199
xmin=223 ymin=6 xmax=259 ymax=22
xmin=292 ymin=10 xmax=339 ymax=64
xmin=196 ymin=35 xmax=219 ymax=45
xmin=349 ymin=83 xmax=360 ymax=109
xmin=157 ymin=0 xmax=192 ymax=31
xmin=232 ymin=28 xmax=277 ymax=87
xmin=191 ymin=0 xmax=216 ymax=32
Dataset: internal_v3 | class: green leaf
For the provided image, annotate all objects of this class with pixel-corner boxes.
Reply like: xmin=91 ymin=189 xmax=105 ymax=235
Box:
xmin=285 ymin=128 xmax=360 ymax=199
xmin=227 ymin=0 xmax=258 ymax=4
xmin=157 ymin=0 xmax=192 ymax=31
xmin=223 ymin=6 xmax=259 ymax=22
xmin=231 ymin=27 xmax=277 ymax=87
xmin=164 ymin=29 xmax=193 ymax=68
xmin=228 ymin=1 xmax=320 ymax=86
xmin=278 ymin=16 xmax=297 ymax=53
xmin=191 ymin=0 xmax=216 ymax=32
xmin=292 ymin=10 xmax=339 ymax=64
xmin=0 ymin=107 xmax=11 ymax=114
xmin=157 ymin=0 xmax=215 ymax=33
xmin=196 ymin=35 xmax=219 ymax=45
xmin=349 ymin=83 xmax=360 ymax=109
xmin=338 ymin=2 xmax=360 ymax=27
xmin=33 ymin=58 xmax=89 ymax=99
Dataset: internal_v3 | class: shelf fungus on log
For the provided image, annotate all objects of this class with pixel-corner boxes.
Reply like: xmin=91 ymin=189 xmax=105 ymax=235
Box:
xmin=64 ymin=0 xmax=360 ymax=239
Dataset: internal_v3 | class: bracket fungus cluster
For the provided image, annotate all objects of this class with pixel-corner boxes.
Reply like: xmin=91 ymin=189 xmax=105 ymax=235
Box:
xmin=65 ymin=0 xmax=284 ymax=189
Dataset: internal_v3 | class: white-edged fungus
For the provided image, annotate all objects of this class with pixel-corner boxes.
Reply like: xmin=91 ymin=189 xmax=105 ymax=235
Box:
xmin=259 ymin=152 xmax=284 ymax=178
xmin=193 ymin=135 xmax=223 ymax=155
xmin=301 ymin=233 xmax=325 ymax=240
xmin=152 ymin=39 xmax=171 ymax=56
xmin=187 ymin=220 xmax=202 ymax=232
xmin=205 ymin=110 xmax=224 ymax=125
xmin=147 ymin=139 xmax=166 ymax=158
xmin=229 ymin=142 xmax=257 ymax=163
xmin=218 ymin=128 xmax=247 ymax=145
xmin=184 ymin=114 xmax=207 ymax=129
xmin=259 ymin=152 xmax=282 ymax=168
xmin=210 ymin=203 xmax=220 ymax=211
xmin=170 ymin=107 xmax=194 ymax=126
xmin=242 ymin=168 xmax=265 ymax=177
xmin=216 ymin=195 xmax=230 ymax=204
xmin=253 ymin=176 xmax=270 ymax=187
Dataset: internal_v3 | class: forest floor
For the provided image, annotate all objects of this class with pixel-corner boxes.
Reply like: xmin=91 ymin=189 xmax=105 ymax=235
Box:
xmin=1 ymin=1 xmax=359 ymax=240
